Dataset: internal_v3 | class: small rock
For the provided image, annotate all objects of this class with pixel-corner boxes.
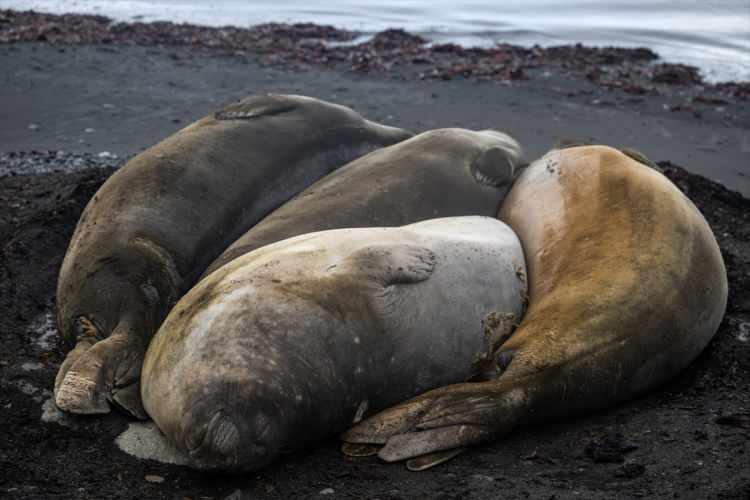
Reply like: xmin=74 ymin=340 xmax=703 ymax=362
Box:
xmin=223 ymin=490 xmax=244 ymax=500
xmin=615 ymin=462 xmax=646 ymax=479
xmin=145 ymin=474 xmax=164 ymax=483
xmin=471 ymin=474 xmax=495 ymax=482
xmin=585 ymin=432 xmax=638 ymax=463
xmin=319 ymin=488 xmax=335 ymax=495
xmin=28 ymin=124 xmax=39 ymax=131
xmin=737 ymin=321 xmax=749 ymax=342
xmin=715 ymin=413 xmax=750 ymax=429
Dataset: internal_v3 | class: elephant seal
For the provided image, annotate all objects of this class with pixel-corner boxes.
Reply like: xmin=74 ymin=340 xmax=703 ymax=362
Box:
xmin=343 ymin=145 xmax=728 ymax=470
xmin=54 ymin=94 xmax=412 ymax=417
xmin=203 ymin=128 xmax=524 ymax=276
xmin=141 ymin=216 xmax=528 ymax=470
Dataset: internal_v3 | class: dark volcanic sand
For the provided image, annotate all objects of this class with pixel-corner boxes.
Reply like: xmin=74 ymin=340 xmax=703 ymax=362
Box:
xmin=1 ymin=154 xmax=748 ymax=500
xmin=0 ymin=12 xmax=749 ymax=500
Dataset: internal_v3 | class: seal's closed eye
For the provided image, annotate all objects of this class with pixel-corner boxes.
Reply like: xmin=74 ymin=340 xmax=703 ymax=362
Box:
xmin=472 ymin=147 xmax=515 ymax=187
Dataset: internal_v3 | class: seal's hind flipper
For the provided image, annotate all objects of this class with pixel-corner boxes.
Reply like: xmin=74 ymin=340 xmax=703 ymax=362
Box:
xmin=342 ymin=379 xmax=528 ymax=467
xmin=341 ymin=442 xmax=381 ymax=457
xmin=406 ymin=448 xmax=466 ymax=471
xmin=342 ymin=242 xmax=437 ymax=286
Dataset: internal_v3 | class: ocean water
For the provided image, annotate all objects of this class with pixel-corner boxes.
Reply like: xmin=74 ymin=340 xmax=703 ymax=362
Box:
xmin=3 ymin=0 xmax=749 ymax=82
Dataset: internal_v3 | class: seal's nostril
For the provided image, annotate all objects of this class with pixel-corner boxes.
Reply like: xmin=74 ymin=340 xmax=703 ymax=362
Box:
xmin=210 ymin=414 xmax=241 ymax=458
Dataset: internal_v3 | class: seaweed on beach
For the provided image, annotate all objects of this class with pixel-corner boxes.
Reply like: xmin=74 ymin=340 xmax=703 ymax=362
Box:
xmin=1 ymin=9 xmax=748 ymax=102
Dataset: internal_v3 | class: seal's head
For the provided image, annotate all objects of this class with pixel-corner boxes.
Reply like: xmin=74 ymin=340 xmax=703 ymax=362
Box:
xmin=142 ymin=266 xmax=362 ymax=471
xmin=54 ymin=235 xmax=179 ymax=417
xmin=177 ymin=384 xmax=287 ymax=470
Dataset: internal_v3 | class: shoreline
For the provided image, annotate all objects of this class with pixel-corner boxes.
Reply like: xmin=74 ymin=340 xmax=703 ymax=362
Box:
xmin=2 ymin=5 xmax=748 ymax=84
xmin=2 ymin=39 xmax=749 ymax=196
xmin=2 ymin=9 xmax=749 ymax=98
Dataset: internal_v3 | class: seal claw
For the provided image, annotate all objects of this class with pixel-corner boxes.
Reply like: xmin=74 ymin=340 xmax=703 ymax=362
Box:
xmin=341 ymin=442 xmax=381 ymax=457
xmin=406 ymin=448 xmax=467 ymax=471
xmin=378 ymin=425 xmax=494 ymax=463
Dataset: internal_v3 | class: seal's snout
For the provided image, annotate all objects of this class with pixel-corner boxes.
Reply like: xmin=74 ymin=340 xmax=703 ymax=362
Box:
xmin=207 ymin=412 xmax=242 ymax=459
xmin=185 ymin=411 xmax=241 ymax=467
xmin=184 ymin=409 xmax=279 ymax=470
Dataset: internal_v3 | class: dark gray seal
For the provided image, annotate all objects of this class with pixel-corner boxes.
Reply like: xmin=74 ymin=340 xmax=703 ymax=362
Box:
xmin=54 ymin=94 xmax=412 ymax=417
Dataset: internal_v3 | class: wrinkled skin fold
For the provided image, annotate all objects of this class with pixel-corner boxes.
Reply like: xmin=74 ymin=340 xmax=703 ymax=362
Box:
xmin=342 ymin=145 xmax=728 ymax=470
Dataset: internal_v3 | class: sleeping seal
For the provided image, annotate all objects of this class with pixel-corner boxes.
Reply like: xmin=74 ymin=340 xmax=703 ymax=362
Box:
xmin=54 ymin=94 xmax=412 ymax=417
xmin=203 ymin=128 xmax=524 ymax=276
xmin=141 ymin=216 xmax=528 ymax=471
xmin=343 ymin=145 xmax=728 ymax=470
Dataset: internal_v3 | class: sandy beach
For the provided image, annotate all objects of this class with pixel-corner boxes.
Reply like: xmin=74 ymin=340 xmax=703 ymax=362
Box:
xmin=0 ymin=10 xmax=749 ymax=500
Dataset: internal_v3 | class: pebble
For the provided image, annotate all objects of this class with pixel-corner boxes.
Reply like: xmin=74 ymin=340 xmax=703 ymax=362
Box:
xmin=144 ymin=474 xmax=165 ymax=483
xmin=737 ymin=321 xmax=749 ymax=342
xmin=319 ymin=488 xmax=335 ymax=495
xmin=0 ymin=150 xmax=125 ymax=177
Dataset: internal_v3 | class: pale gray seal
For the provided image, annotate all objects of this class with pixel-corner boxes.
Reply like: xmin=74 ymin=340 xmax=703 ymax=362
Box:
xmin=141 ymin=216 xmax=527 ymax=471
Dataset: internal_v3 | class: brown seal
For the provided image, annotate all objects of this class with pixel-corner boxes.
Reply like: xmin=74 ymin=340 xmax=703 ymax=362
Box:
xmin=202 ymin=128 xmax=524 ymax=277
xmin=54 ymin=94 xmax=412 ymax=417
xmin=342 ymin=145 xmax=727 ymax=470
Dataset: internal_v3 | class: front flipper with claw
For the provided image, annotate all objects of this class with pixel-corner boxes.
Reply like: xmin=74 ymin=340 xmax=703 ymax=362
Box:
xmin=341 ymin=380 xmax=529 ymax=470
xmin=54 ymin=324 xmax=147 ymax=419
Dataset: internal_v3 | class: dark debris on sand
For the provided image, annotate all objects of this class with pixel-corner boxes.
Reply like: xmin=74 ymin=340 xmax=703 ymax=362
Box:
xmin=0 ymin=152 xmax=748 ymax=499
xmin=2 ymin=9 xmax=748 ymax=104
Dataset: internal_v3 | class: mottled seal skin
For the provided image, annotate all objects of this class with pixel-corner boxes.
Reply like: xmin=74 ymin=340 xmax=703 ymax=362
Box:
xmin=54 ymin=94 xmax=412 ymax=417
xmin=343 ymin=145 xmax=727 ymax=470
xmin=203 ymin=128 xmax=524 ymax=277
xmin=142 ymin=216 xmax=527 ymax=471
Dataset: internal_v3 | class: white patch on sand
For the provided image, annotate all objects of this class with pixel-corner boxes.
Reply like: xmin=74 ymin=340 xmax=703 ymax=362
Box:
xmin=15 ymin=380 xmax=39 ymax=396
xmin=9 ymin=379 xmax=49 ymax=403
xmin=115 ymin=421 xmax=190 ymax=466
xmin=41 ymin=397 xmax=74 ymax=427
xmin=29 ymin=312 xmax=58 ymax=351
xmin=737 ymin=321 xmax=749 ymax=343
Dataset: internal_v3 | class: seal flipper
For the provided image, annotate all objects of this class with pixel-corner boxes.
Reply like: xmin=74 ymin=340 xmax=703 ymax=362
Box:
xmin=342 ymin=379 xmax=528 ymax=469
xmin=406 ymin=448 xmax=467 ymax=471
xmin=341 ymin=242 xmax=437 ymax=287
xmin=54 ymin=318 xmax=148 ymax=419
